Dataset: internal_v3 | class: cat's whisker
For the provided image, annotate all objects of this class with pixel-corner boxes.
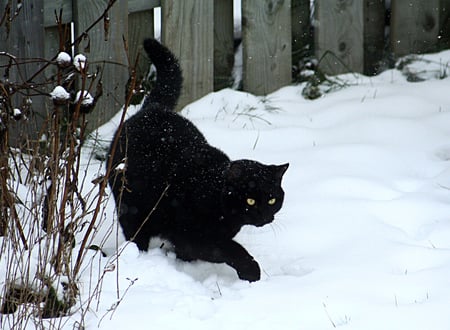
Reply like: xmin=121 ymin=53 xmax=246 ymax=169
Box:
xmin=268 ymin=222 xmax=285 ymax=237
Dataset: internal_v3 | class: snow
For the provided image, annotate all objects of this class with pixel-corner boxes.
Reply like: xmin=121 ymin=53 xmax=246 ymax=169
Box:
xmin=114 ymin=162 xmax=126 ymax=171
xmin=50 ymin=85 xmax=70 ymax=101
xmin=12 ymin=108 xmax=21 ymax=117
xmin=3 ymin=52 xmax=450 ymax=329
xmin=56 ymin=52 xmax=71 ymax=67
xmin=73 ymin=54 xmax=87 ymax=71
xmin=74 ymin=90 xmax=94 ymax=106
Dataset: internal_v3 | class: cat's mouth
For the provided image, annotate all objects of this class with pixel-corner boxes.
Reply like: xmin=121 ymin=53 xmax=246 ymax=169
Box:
xmin=253 ymin=216 xmax=274 ymax=227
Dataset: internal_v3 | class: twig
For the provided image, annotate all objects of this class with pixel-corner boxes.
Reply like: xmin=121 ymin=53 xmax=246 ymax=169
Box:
xmin=323 ymin=303 xmax=337 ymax=328
xmin=26 ymin=0 xmax=118 ymax=84
xmin=72 ymin=50 xmax=134 ymax=277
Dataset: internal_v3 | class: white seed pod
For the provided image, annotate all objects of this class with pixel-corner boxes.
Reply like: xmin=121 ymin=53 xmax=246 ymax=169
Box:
xmin=74 ymin=90 xmax=94 ymax=106
xmin=73 ymin=54 xmax=87 ymax=71
xmin=12 ymin=108 xmax=22 ymax=120
xmin=74 ymin=90 xmax=95 ymax=113
xmin=56 ymin=52 xmax=71 ymax=68
xmin=50 ymin=86 xmax=71 ymax=105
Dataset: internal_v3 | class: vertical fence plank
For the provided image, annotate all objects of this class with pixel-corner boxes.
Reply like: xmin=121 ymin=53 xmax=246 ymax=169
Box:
xmin=127 ymin=0 xmax=160 ymax=81
xmin=44 ymin=0 xmax=73 ymax=81
xmin=73 ymin=0 xmax=128 ymax=128
xmin=291 ymin=0 xmax=311 ymax=66
xmin=315 ymin=0 xmax=364 ymax=74
xmin=161 ymin=0 xmax=214 ymax=110
xmin=439 ymin=0 xmax=450 ymax=50
xmin=128 ymin=9 xmax=154 ymax=82
xmin=0 ymin=0 xmax=46 ymax=146
xmin=214 ymin=0 xmax=234 ymax=90
xmin=9 ymin=0 xmax=450 ymax=134
xmin=242 ymin=0 xmax=292 ymax=95
xmin=391 ymin=0 xmax=450 ymax=57
xmin=315 ymin=0 xmax=384 ymax=75
xmin=364 ymin=0 xmax=385 ymax=75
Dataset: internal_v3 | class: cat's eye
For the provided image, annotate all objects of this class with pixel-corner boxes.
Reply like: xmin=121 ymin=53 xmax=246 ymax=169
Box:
xmin=246 ymin=198 xmax=256 ymax=206
xmin=268 ymin=198 xmax=276 ymax=205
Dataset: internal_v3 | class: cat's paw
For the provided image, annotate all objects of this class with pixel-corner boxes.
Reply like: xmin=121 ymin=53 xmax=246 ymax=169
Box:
xmin=236 ymin=259 xmax=261 ymax=282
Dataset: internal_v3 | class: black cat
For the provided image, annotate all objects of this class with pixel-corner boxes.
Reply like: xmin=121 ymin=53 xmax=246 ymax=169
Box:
xmin=108 ymin=39 xmax=289 ymax=282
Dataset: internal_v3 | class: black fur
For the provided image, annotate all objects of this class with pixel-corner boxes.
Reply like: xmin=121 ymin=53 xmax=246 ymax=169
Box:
xmin=108 ymin=39 xmax=289 ymax=282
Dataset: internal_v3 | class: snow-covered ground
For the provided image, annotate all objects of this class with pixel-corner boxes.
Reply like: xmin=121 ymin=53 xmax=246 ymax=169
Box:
xmin=3 ymin=52 xmax=450 ymax=329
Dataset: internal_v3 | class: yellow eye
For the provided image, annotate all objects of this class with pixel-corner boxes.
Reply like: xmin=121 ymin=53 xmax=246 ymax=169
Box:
xmin=246 ymin=198 xmax=256 ymax=206
xmin=268 ymin=198 xmax=276 ymax=205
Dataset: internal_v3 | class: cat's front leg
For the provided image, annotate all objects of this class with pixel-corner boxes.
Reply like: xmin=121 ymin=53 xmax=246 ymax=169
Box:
xmin=174 ymin=238 xmax=261 ymax=282
xmin=230 ymin=256 xmax=260 ymax=282
xmin=223 ymin=240 xmax=261 ymax=282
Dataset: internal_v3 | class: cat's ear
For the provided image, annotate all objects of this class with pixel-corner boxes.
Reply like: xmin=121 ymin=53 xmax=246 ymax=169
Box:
xmin=273 ymin=163 xmax=289 ymax=180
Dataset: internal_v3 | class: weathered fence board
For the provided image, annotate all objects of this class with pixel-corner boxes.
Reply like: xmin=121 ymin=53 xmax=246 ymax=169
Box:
xmin=73 ymin=0 xmax=128 ymax=129
xmin=391 ymin=0 xmax=450 ymax=57
xmin=363 ymin=0 xmax=385 ymax=75
xmin=127 ymin=0 xmax=158 ymax=82
xmin=0 ymin=0 xmax=46 ymax=146
xmin=128 ymin=0 xmax=160 ymax=13
xmin=43 ymin=0 xmax=72 ymax=80
xmin=43 ymin=0 xmax=72 ymax=26
xmin=214 ymin=0 xmax=234 ymax=90
xmin=291 ymin=0 xmax=311 ymax=66
xmin=128 ymin=9 xmax=154 ymax=82
xmin=315 ymin=0 xmax=385 ymax=75
xmin=161 ymin=0 xmax=214 ymax=110
xmin=242 ymin=0 xmax=292 ymax=95
xmin=3 ymin=0 xmax=450 ymax=147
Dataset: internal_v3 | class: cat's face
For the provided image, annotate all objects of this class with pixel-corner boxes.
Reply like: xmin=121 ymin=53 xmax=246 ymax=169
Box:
xmin=221 ymin=160 xmax=289 ymax=227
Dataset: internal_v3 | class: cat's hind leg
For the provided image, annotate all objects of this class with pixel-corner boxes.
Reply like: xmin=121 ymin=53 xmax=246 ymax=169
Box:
xmin=116 ymin=201 xmax=153 ymax=252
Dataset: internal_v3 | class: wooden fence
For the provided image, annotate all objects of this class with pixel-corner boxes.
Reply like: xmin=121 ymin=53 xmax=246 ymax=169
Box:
xmin=1 ymin=0 xmax=450 ymax=142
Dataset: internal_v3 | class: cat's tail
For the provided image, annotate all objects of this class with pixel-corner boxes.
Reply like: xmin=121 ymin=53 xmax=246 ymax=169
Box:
xmin=142 ymin=38 xmax=183 ymax=110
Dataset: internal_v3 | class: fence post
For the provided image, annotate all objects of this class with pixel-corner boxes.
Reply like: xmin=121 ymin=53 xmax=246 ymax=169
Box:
xmin=242 ymin=0 xmax=292 ymax=95
xmin=128 ymin=10 xmax=154 ymax=83
xmin=0 ymin=0 xmax=46 ymax=147
xmin=391 ymin=0 xmax=450 ymax=57
xmin=440 ymin=0 xmax=450 ymax=51
xmin=128 ymin=1 xmax=160 ymax=83
xmin=291 ymin=0 xmax=312 ymax=67
xmin=364 ymin=0 xmax=385 ymax=74
xmin=214 ymin=0 xmax=234 ymax=91
xmin=315 ymin=0 xmax=385 ymax=75
xmin=73 ymin=0 xmax=129 ymax=129
xmin=44 ymin=0 xmax=73 ymax=82
xmin=161 ymin=0 xmax=214 ymax=110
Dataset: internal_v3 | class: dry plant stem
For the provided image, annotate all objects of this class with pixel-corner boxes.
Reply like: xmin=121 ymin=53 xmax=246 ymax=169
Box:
xmin=46 ymin=15 xmax=75 ymax=270
xmin=0 ymin=83 xmax=28 ymax=248
xmin=54 ymin=58 xmax=94 ymax=275
xmin=26 ymin=0 xmax=118 ymax=85
xmin=47 ymin=103 xmax=61 ymax=275
xmin=0 ymin=53 xmax=55 ymax=101
xmin=0 ymin=0 xmax=23 ymax=32
xmin=0 ymin=51 xmax=27 ymax=83
xmin=0 ymin=0 xmax=129 ymax=323
xmin=129 ymin=184 xmax=170 ymax=244
xmin=73 ymin=66 xmax=137 ymax=278
xmin=0 ymin=87 xmax=9 ymax=236
xmin=75 ymin=74 xmax=132 ymax=284
xmin=52 ymin=14 xmax=76 ymax=272
xmin=79 ymin=183 xmax=169 ymax=324
xmin=54 ymin=75 xmax=84 ymax=273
